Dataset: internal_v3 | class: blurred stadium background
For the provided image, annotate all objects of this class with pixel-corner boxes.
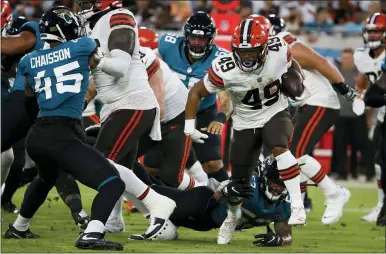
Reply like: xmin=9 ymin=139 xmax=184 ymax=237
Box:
xmin=4 ymin=0 xmax=386 ymax=188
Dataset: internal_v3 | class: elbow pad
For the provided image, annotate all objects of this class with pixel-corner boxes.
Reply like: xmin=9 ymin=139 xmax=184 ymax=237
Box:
xmin=97 ymin=49 xmax=131 ymax=78
xmin=25 ymin=96 xmax=39 ymax=120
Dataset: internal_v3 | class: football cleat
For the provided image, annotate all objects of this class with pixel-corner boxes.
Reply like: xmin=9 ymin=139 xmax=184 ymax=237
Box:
xmin=105 ymin=215 xmax=125 ymax=233
xmin=2 ymin=202 xmax=19 ymax=214
xmin=128 ymin=220 xmax=178 ymax=241
xmin=322 ymin=186 xmax=351 ymax=225
xmin=75 ymin=232 xmax=123 ymax=251
xmin=217 ymin=208 xmax=242 ymax=244
xmin=72 ymin=210 xmax=90 ymax=229
xmin=288 ymin=206 xmax=307 ymax=226
xmin=361 ymin=205 xmax=382 ymax=223
xmin=3 ymin=224 xmax=40 ymax=239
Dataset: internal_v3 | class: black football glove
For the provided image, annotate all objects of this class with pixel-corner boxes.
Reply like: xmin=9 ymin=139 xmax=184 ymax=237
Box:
xmin=253 ymin=225 xmax=283 ymax=247
xmin=332 ymin=82 xmax=359 ymax=101
xmin=222 ymin=179 xmax=254 ymax=199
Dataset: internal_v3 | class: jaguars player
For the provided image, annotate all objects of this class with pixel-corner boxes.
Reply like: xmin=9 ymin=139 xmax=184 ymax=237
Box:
xmin=353 ymin=13 xmax=385 ymax=225
xmin=129 ymin=157 xmax=292 ymax=247
xmin=3 ymin=6 xmax=126 ymax=250
xmin=157 ymin=11 xmax=231 ymax=182
xmin=262 ymin=14 xmax=353 ymax=225
xmin=185 ymin=19 xmax=306 ymax=244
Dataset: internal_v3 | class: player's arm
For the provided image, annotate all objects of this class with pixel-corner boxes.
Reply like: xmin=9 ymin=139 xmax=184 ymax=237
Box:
xmin=364 ymin=82 xmax=386 ymax=108
xmin=24 ymin=78 xmax=39 ymax=120
xmin=203 ymin=91 xmax=233 ymax=135
xmin=1 ymin=31 xmax=36 ymax=55
xmin=94 ymin=13 xmax=137 ymax=78
xmin=154 ymin=48 xmax=163 ymax=60
xmin=148 ymin=65 xmax=165 ymax=120
xmin=274 ymin=221 xmax=292 ymax=245
xmin=355 ymin=72 xmax=370 ymax=92
xmin=86 ymin=77 xmax=97 ymax=104
xmin=291 ymin=42 xmax=357 ymax=100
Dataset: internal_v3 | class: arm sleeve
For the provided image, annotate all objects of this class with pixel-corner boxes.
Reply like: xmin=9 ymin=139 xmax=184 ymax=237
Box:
xmin=364 ymin=82 xmax=386 ymax=108
xmin=203 ymin=63 xmax=226 ymax=93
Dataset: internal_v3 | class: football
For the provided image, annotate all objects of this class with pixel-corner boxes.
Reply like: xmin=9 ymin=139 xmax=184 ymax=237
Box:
xmin=280 ymin=67 xmax=305 ymax=99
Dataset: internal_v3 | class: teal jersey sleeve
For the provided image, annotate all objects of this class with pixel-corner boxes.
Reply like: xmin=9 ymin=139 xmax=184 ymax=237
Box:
xmin=74 ymin=37 xmax=97 ymax=57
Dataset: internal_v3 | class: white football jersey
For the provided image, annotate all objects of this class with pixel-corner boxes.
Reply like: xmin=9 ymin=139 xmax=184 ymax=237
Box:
xmin=82 ymin=98 xmax=97 ymax=117
xmin=277 ymin=32 xmax=340 ymax=109
xmin=204 ymin=36 xmax=290 ymax=130
xmin=354 ymin=47 xmax=385 ymax=123
xmin=139 ymin=46 xmax=188 ymax=123
xmin=86 ymin=8 xmax=158 ymax=122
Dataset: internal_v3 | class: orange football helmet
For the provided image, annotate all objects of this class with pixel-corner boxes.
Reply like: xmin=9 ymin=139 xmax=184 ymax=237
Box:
xmin=363 ymin=13 xmax=385 ymax=49
xmin=138 ymin=27 xmax=159 ymax=49
xmin=247 ymin=14 xmax=272 ymax=35
xmin=1 ymin=0 xmax=11 ymax=29
xmin=231 ymin=19 xmax=269 ymax=72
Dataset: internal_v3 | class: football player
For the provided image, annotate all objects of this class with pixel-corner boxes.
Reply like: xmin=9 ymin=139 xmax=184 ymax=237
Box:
xmin=1 ymin=12 xmax=90 ymax=228
xmin=354 ymin=13 xmax=385 ymax=225
xmin=2 ymin=6 xmax=125 ymax=250
xmin=75 ymin=0 xmax=176 ymax=239
xmin=156 ymin=11 xmax=231 ymax=183
xmin=264 ymin=14 xmax=353 ymax=225
xmin=185 ymin=19 xmax=306 ymax=244
xmin=129 ymin=156 xmax=292 ymax=247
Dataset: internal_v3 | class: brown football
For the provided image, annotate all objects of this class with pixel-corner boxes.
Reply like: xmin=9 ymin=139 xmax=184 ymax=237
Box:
xmin=280 ymin=68 xmax=305 ymax=99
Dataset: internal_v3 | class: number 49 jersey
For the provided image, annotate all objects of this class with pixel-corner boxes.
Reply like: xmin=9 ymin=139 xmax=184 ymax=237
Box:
xmin=17 ymin=37 xmax=96 ymax=119
xmin=204 ymin=36 xmax=290 ymax=130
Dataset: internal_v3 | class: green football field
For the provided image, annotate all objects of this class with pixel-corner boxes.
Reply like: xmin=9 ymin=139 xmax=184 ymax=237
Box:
xmin=1 ymin=182 xmax=385 ymax=253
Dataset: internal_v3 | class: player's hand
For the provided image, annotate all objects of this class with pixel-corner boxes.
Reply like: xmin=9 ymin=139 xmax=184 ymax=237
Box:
xmin=332 ymin=82 xmax=359 ymax=101
xmin=253 ymin=225 xmax=283 ymax=247
xmin=222 ymin=180 xmax=254 ymax=199
xmin=343 ymin=86 xmax=360 ymax=101
xmin=185 ymin=129 xmax=208 ymax=144
xmin=201 ymin=121 xmax=224 ymax=135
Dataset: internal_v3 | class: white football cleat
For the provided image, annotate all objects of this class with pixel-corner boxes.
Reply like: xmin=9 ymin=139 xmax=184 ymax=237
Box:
xmin=105 ymin=215 xmax=125 ymax=233
xmin=217 ymin=208 xmax=242 ymax=245
xmin=288 ymin=206 xmax=307 ymax=226
xmin=361 ymin=205 xmax=382 ymax=223
xmin=322 ymin=186 xmax=351 ymax=225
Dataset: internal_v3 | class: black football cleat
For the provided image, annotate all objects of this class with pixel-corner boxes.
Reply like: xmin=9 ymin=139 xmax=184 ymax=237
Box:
xmin=2 ymin=202 xmax=19 ymax=214
xmin=75 ymin=232 xmax=123 ymax=251
xmin=72 ymin=212 xmax=90 ymax=229
xmin=128 ymin=217 xmax=168 ymax=240
xmin=376 ymin=205 xmax=386 ymax=227
xmin=3 ymin=224 xmax=40 ymax=239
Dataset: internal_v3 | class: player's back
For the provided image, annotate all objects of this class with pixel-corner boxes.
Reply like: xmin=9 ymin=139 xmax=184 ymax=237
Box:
xmin=276 ymin=31 xmax=339 ymax=109
xmin=19 ymin=37 xmax=96 ymax=119
xmin=158 ymin=33 xmax=228 ymax=111
xmin=89 ymin=8 xmax=153 ymax=104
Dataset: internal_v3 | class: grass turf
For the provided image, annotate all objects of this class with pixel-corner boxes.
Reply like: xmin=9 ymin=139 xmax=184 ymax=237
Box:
xmin=1 ymin=183 xmax=385 ymax=253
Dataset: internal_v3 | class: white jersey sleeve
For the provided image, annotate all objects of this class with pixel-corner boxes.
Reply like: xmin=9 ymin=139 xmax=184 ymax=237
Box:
xmin=203 ymin=58 xmax=227 ymax=94
xmin=354 ymin=47 xmax=385 ymax=84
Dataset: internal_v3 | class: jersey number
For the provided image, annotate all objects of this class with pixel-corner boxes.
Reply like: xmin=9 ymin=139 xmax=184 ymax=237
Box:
xmin=365 ymin=71 xmax=382 ymax=84
xmin=177 ymin=73 xmax=200 ymax=90
xmin=241 ymin=80 xmax=280 ymax=110
xmin=34 ymin=61 xmax=83 ymax=99
xmin=218 ymin=57 xmax=236 ymax=72
xmin=268 ymin=37 xmax=282 ymax=52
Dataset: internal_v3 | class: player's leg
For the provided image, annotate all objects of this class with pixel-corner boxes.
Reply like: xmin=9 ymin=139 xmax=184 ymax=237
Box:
xmin=2 ymin=138 xmax=25 ymax=213
xmin=54 ymin=171 xmax=90 ymax=229
xmin=194 ymin=106 xmax=228 ymax=182
xmin=218 ymin=128 xmax=262 ymax=244
xmin=362 ymin=120 xmax=384 ymax=222
xmin=96 ymin=109 xmax=176 ymax=238
xmin=1 ymin=148 xmax=14 ymax=186
xmin=263 ymin=109 xmax=305 ymax=226
xmin=185 ymin=148 xmax=209 ymax=184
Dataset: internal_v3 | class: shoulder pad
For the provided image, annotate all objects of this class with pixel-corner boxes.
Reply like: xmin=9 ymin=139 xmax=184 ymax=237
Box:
xmin=158 ymin=33 xmax=181 ymax=59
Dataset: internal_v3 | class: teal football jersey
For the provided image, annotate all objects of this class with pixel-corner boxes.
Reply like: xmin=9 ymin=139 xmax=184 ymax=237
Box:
xmin=17 ymin=37 xmax=96 ymax=119
xmin=158 ymin=33 xmax=228 ymax=111
xmin=12 ymin=21 xmax=46 ymax=92
xmin=211 ymin=174 xmax=291 ymax=227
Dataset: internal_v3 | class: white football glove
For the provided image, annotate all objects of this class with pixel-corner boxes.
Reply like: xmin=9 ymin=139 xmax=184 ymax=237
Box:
xmin=184 ymin=119 xmax=208 ymax=144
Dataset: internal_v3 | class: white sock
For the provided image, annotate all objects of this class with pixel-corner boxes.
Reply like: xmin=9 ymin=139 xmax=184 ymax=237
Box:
xmin=1 ymin=148 xmax=14 ymax=185
xmin=275 ymin=151 xmax=302 ymax=207
xmin=228 ymin=202 xmax=242 ymax=218
xmin=13 ymin=214 xmax=31 ymax=232
xmin=187 ymin=161 xmax=208 ymax=184
xmin=110 ymin=161 xmax=149 ymax=197
xmin=84 ymin=220 xmax=105 ymax=234
xmin=177 ymin=172 xmax=198 ymax=190
xmin=123 ymin=192 xmax=150 ymax=218
xmin=375 ymin=164 xmax=384 ymax=207
xmin=109 ymin=196 xmax=123 ymax=217
xmin=298 ymin=155 xmax=338 ymax=196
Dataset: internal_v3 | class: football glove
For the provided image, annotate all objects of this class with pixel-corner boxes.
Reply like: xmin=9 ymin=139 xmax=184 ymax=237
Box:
xmin=221 ymin=179 xmax=254 ymax=199
xmin=184 ymin=119 xmax=208 ymax=144
xmin=332 ymin=82 xmax=359 ymax=101
xmin=253 ymin=225 xmax=283 ymax=247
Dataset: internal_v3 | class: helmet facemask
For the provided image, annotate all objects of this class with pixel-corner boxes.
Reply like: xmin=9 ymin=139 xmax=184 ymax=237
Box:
xmin=232 ymin=43 xmax=267 ymax=72
xmin=363 ymin=27 xmax=385 ymax=50
xmin=186 ymin=33 xmax=212 ymax=59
